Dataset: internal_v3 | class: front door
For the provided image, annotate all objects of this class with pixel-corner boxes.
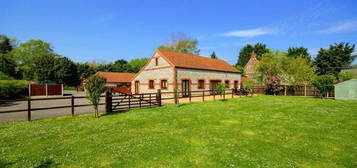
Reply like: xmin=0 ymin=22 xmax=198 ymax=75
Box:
xmin=182 ymin=80 xmax=190 ymax=97
xmin=135 ymin=81 xmax=140 ymax=94
xmin=210 ymin=80 xmax=221 ymax=94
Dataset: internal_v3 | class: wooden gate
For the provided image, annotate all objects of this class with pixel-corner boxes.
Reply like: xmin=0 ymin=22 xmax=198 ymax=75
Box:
xmin=105 ymin=90 xmax=161 ymax=112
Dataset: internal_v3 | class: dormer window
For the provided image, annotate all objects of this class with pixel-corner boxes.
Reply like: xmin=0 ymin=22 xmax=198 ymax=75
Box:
xmin=155 ymin=58 xmax=159 ymax=66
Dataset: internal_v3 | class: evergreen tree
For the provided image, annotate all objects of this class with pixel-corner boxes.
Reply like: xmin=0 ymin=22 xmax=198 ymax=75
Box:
xmin=287 ymin=47 xmax=311 ymax=62
xmin=314 ymin=42 xmax=356 ymax=77
xmin=236 ymin=43 xmax=269 ymax=67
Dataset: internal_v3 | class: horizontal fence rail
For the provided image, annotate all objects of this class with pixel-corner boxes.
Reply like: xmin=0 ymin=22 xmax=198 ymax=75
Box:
xmin=1 ymin=85 xmax=330 ymax=122
xmin=0 ymin=95 xmax=106 ymax=121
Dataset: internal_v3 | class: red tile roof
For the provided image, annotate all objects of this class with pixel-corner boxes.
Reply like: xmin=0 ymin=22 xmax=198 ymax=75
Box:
xmin=94 ymin=72 xmax=135 ymax=83
xmin=157 ymin=49 xmax=239 ymax=73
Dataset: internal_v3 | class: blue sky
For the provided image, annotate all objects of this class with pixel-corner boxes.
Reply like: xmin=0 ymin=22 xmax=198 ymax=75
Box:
xmin=2 ymin=0 xmax=357 ymax=64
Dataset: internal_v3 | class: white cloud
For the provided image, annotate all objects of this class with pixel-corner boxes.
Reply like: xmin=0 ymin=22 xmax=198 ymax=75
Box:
xmin=221 ymin=28 xmax=279 ymax=38
xmin=318 ymin=20 xmax=357 ymax=34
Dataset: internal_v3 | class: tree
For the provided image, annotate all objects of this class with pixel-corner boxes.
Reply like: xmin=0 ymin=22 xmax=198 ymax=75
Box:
xmin=0 ymin=35 xmax=16 ymax=77
xmin=338 ymin=71 xmax=357 ymax=81
xmin=55 ymin=57 xmax=79 ymax=86
xmin=158 ymin=33 xmax=200 ymax=55
xmin=254 ymin=50 xmax=285 ymax=84
xmin=314 ymin=42 xmax=356 ymax=77
xmin=281 ymin=57 xmax=316 ymax=95
xmin=287 ymin=47 xmax=311 ymax=62
xmin=236 ymin=43 xmax=269 ymax=67
xmin=127 ymin=58 xmax=149 ymax=73
xmin=84 ymin=76 xmax=106 ymax=118
xmin=77 ymin=63 xmax=96 ymax=84
xmin=312 ymin=75 xmax=335 ymax=98
xmin=10 ymin=40 xmax=58 ymax=81
xmin=210 ymin=51 xmax=217 ymax=59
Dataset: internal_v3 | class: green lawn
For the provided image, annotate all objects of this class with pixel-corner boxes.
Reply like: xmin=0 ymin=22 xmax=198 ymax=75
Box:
xmin=1 ymin=96 xmax=356 ymax=168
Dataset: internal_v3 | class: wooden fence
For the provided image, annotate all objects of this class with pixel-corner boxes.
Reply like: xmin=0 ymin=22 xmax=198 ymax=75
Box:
xmin=252 ymin=85 xmax=335 ymax=97
xmin=0 ymin=96 xmax=105 ymax=121
xmin=29 ymin=84 xmax=63 ymax=96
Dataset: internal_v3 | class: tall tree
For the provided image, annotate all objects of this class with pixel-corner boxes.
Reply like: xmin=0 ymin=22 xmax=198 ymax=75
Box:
xmin=0 ymin=35 xmax=16 ymax=77
xmin=236 ymin=43 xmax=269 ymax=67
xmin=287 ymin=47 xmax=311 ymax=62
xmin=314 ymin=42 xmax=356 ymax=77
xmin=254 ymin=50 xmax=285 ymax=84
xmin=11 ymin=40 xmax=58 ymax=81
xmin=77 ymin=63 xmax=96 ymax=84
xmin=210 ymin=51 xmax=217 ymax=59
xmin=158 ymin=33 xmax=200 ymax=55
xmin=55 ymin=57 xmax=79 ymax=86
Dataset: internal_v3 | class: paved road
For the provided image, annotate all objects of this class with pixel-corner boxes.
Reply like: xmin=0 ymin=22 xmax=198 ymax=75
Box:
xmin=0 ymin=91 xmax=106 ymax=123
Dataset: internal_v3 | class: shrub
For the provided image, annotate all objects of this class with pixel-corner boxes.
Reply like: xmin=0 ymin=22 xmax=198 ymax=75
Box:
xmin=243 ymin=80 xmax=254 ymax=96
xmin=84 ymin=76 xmax=106 ymax=117
xmin=312 ymin=75 xmax=335 ymax=98
xmin=338 ymin=71 xmax=357 ymax=82
xmin=215 ymin=83 xmax=227 ymax=95
xmin=266 ymin=76 xmax=283 ymax=96
xmin=0 ymin=72 xmax=13 ymax=80
xmin=0 ymin=80 xmax=29 ymax=100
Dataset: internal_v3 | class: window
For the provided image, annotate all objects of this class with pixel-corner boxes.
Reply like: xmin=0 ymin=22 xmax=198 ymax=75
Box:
xmin=198 ymin=80 xmax=205 ymax=89
xmin=155 ymin=58 xmax=159 ymax=66
xmin=161 ymin=80 xmax=167 ymax=89
xmin=234 ymin=80 xmax=239 ymax=89
xmin=149 ymin=80 xmax=155 ymax=89
xmin=225 ymin=80 xmax=230 ymax=88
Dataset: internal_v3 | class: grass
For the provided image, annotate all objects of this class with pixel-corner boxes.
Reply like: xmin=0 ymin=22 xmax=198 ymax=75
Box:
xmin=0 ymin=96 xmax=356 ymax=167
xmin=63 ymin=86 xmax=76 ymax=91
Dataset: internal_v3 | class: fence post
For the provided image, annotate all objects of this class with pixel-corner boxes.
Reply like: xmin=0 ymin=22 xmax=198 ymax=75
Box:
xmin=202 ymin=90 xmax=205 ymax=101
xmin=223 ymin=89 xmax=226 ymax=100
xmin=140 ymin=94 xmax=142 ymax=108
xmin=174 ymin=88 xmax=179 ymax=104
xmin=157 ymin=89 xmax=162 ymax=106
xmin=284 ymin=85 xmax=287 ymax=96
xmin=45 ymin=84 xmax=48 ymax=97
xmin=231 ymin=89 xmax=234 ymax=98
xmin=213 ymin=90 xmax=215 ymax=100
xmin=304 ymin=85 xmax=307 ymax=96
xmin=189 ymin=90 xmax=192 ymax=102
xmin=129 ymin=94 xmax=131 ymax=109
xmin=71 ymin=95 xmax=74 ymax=116
xmin=27 ymin=97 xmax=31 ymax=121
xmin=105 ymin=91 xmax=112 ymax=113
xmin=149 ymin=94 xmax=152 ymax=107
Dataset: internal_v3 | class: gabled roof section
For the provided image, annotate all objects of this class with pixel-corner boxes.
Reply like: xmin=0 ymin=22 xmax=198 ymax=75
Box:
xmin=157 ymin=49 xmax=239 ymax=73
xmin=94 ymin=72 xmax=136 ymax=83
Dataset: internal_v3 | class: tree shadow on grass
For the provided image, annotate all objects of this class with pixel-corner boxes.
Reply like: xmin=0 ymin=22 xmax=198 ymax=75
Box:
xmin=0 ymin=160 xmax=14 ymax=168
xmin=100 ymin=110 xmax=130 ymax=117
xmin=35 ymin=160 xmax=58 ymax=168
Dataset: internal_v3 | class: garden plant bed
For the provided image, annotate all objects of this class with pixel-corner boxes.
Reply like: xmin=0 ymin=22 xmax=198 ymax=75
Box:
xmin=0 ymin=96 xmax=356 ymax=167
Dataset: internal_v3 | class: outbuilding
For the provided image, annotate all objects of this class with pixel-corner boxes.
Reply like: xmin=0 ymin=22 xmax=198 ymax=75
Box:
xmin=334 ymin=79 xmax=357 ymax=100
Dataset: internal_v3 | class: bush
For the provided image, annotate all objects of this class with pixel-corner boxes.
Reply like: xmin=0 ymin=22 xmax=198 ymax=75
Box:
xmin=63 ymin=86 xmax=76 ymax=91
xmin=312 ymin=75 xmax=335 ymax=98
xmin=0 ymin=80 xmax=29 ymax=100
xmin=0 ymin=72 xmax=13 ymax=80
xmin=215 ymin=83 xmax=227 ymax=95
xmin=266 ymin=76 xmax=283 ymax=95
xmin=243 ymin=80 xmax=254 ymax=96
xmin=338 ymin=71 xmax=357 ymax=81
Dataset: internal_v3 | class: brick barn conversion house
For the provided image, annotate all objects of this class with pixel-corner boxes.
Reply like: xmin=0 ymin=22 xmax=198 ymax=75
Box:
xmin=130 ymin=49 xmax=241 ymax=96
xmin=244 ymin=51 xmax=259 ymax=80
